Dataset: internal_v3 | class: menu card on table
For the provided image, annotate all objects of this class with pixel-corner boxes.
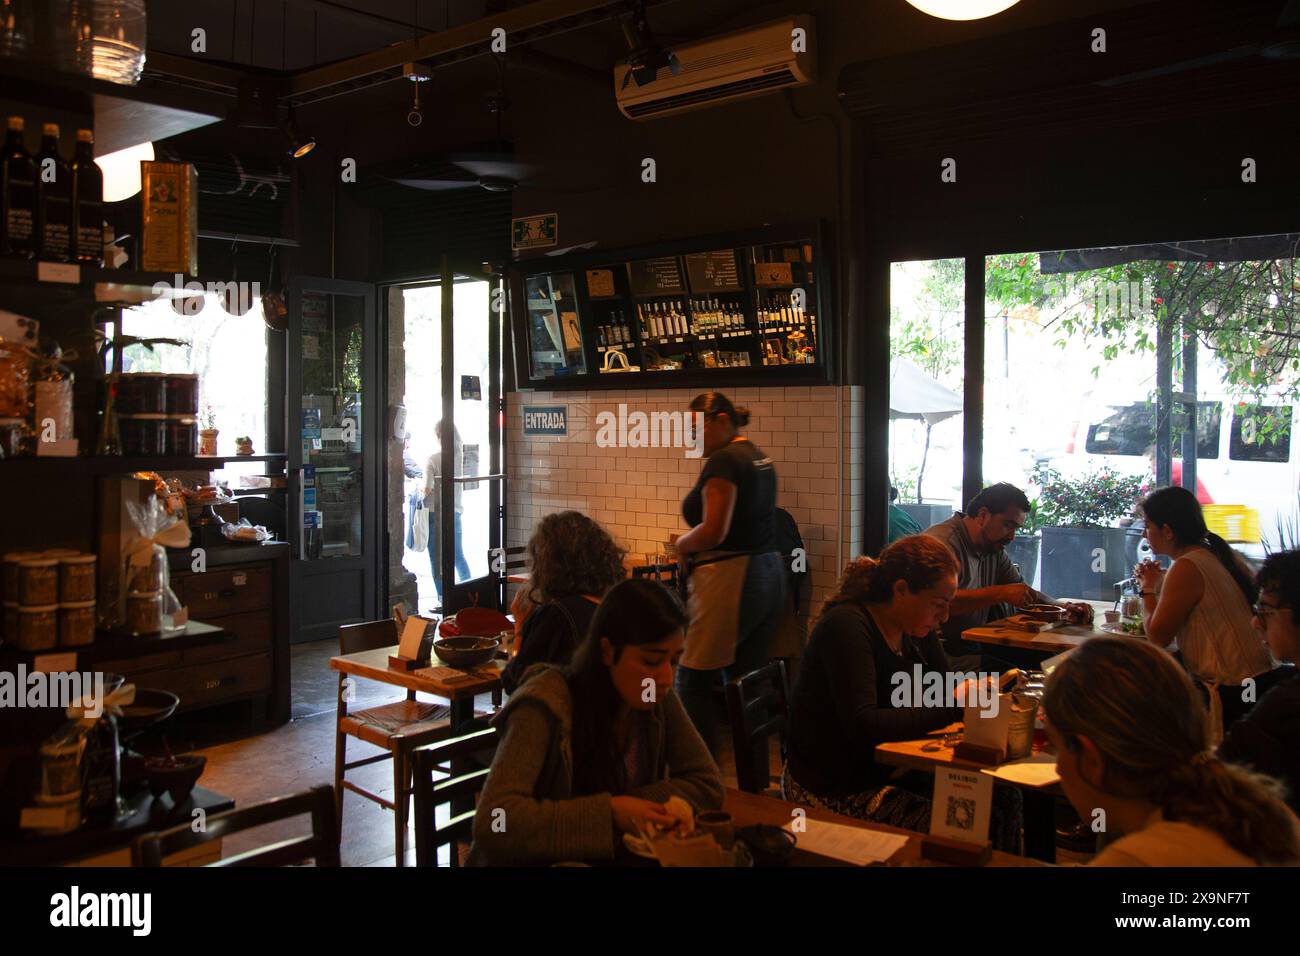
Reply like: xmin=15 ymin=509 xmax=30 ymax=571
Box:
xmin=930 ymin=767 xmax=993 ymax=845
xmin=782 ymin=819 xmax=909 ymax=865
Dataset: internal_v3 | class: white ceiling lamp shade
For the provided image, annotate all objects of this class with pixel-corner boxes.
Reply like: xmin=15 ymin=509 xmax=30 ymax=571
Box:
xmin=95 ymin=140 xmax=154 ymax=201
xmin=904 ymin=0 xmax=1022 ymax=20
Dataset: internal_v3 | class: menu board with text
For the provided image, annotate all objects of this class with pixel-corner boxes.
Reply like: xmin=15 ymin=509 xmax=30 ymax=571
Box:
xmin=684 ymin=250 xmax=743 ymax=293
xmin=586 ymin=268 xmax=617 ymax=298
xmin=627 ymin=256 xmax=685 ymax=297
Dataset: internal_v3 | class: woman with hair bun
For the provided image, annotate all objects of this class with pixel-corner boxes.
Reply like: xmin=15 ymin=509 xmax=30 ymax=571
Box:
xmin=673 ymin=391 xmax=785 ymax=755
xmin=783 ymin=535 xmax=1020 ymax=848
xmin=1134 ymin=486 xmax=1276 ymax=737
xmin=1044 ymin=636 xmax=1300 ymax=866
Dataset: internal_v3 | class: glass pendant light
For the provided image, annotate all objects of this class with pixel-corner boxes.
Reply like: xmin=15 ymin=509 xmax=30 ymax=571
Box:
xmin=904 ymin=0 xmax=1022 ymax=20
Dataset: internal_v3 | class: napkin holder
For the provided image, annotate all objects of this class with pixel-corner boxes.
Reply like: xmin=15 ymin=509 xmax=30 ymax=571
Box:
xmin=954 ymin=695 xmax=1012 ymax=764
xmin=389 ymin=615 xmax=435 ymax=670
xmin=920 ymin=834 xmax=991 ymax=866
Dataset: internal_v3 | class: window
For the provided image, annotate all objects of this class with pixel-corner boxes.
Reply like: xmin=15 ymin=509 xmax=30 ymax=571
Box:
xmin=116 ymin=293 xmax=269 ymax=455
xmin=1085 ymin=401 xmax=1221 ymax=459
xmin=1229 ymin=405 xmax=1292 ymax=463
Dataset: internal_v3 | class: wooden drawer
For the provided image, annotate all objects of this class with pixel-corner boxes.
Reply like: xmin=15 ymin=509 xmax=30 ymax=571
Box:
xmin=180 ymin=565 xmax=272 ymax=617
xmin=179 ymin=653 xmax=271 ymax=710
xmin=182 ymin=610 xmax=272 ymax=663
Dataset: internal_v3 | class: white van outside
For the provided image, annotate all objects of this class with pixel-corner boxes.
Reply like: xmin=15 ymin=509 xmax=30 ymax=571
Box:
xmin=1056 ymin=392 xmax=1298 ymax=562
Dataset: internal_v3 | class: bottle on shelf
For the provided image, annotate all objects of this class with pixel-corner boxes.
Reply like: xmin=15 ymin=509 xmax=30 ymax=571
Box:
xmin=2 ymin=116 xmax=36 ymax=259
xmin=71 ymin=129 xmax=103 ymax=267
xmin=35 ymin=124 xmax=72 ymax=263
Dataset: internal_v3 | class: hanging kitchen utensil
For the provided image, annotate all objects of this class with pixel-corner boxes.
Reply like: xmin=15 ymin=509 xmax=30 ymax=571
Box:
xmin=261 ymin=245 xmax=288 ymax=332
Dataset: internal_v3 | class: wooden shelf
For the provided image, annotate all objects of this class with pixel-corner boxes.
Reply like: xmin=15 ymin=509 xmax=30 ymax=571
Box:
xmin=0 ymin=620 xmax=229 ymax=669
xmin=0 ymin=260 xmax=202 ymax=306
xmin=0 ymin=453 xmax=288 ymax=475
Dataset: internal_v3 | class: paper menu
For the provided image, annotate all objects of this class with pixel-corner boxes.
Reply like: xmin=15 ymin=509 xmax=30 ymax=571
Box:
xmin=398 ymin=615 xmax=434 ymax=660
xmin=930 ymin=766 xmax=993 ymax=844
xmin=981 ymin=753 xmax=1060 ymax=787
xmin=781 ymin=819 xmax=909 ymax=865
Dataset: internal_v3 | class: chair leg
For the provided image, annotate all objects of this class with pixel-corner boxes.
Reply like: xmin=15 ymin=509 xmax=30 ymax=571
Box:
xmin=334 ymin=677 xmax=347 ymax=831
xmin=393 ymin=749 xmax=408 ymax=868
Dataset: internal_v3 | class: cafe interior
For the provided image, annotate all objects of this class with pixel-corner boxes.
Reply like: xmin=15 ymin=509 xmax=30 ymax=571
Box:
xmin=2 ymin=0 xmax=1299 ymax=891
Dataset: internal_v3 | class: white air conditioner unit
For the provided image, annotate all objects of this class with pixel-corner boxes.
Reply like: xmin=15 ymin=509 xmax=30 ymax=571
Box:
xmin=615 ymin=15 xmax=816 ymax=121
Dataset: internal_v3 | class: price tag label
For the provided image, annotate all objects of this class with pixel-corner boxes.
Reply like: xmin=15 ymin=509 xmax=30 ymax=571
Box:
xmin=37 ymin=262 xmax=81 ymax=284
xmin=33 ymin=652 xmax=77 ymax=673
xmin=232 ymin=572 xmax=247 ymax=586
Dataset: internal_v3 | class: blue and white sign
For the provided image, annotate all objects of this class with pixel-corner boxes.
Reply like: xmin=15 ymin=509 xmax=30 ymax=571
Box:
xmin=523 ymin=405 xmax=567 ymax=436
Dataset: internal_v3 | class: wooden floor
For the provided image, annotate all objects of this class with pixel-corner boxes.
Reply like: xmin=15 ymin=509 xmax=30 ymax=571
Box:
xmin=193 ymin=640 xmax=1091 ymax=866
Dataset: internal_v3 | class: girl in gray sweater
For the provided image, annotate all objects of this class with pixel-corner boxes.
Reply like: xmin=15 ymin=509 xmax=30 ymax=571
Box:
xmin=469 ymin=579 xmax=725 ymax=865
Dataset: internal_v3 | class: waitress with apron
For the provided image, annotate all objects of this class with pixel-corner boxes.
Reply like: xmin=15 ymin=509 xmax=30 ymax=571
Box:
xmin=674 ymin=392 xmax=785 ymax=754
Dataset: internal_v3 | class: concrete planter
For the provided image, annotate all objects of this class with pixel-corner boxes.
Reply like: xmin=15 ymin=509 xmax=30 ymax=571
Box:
xmin=1040 ymin=526 xmax=1130 ymax=601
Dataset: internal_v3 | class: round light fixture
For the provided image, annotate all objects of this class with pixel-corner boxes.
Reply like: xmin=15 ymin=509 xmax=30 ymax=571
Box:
xmin=94 ymin=141 xmax=154 ymax=202
xmin=904 ymin=0 xmax=1022 ymax=20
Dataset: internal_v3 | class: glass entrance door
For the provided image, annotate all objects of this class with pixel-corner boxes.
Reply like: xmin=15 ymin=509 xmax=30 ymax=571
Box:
xmin=287 ymin=278 xmax=379 ymax=643
xmin=391 ymin=265 xmax=503 ymax=615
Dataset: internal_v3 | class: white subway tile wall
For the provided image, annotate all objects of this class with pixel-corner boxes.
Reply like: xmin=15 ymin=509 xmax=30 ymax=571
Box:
xmin=506 ymin=385 xmax=864 ymax=621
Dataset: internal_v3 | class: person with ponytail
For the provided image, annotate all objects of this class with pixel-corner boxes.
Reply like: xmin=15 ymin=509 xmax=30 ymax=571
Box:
xmin=673 ymin=392 xmax=785 ymax=755
xmin=469 ymin=579 xmax=723 ymax=865
xmin=1135 ymin=486 xmax=1276 ymax=737
xmin=783 ymin=535 xmax=1021 ymax=849
xmin=1044 ymin=636 xmax=1300 ymax=866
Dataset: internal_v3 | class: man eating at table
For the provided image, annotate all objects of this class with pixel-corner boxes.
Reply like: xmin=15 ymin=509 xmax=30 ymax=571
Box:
xmin=924 ymin=483 xmax=1092 ymax=669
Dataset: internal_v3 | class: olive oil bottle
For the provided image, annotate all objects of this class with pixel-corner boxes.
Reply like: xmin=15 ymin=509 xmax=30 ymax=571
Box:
xmin=35 ymin=123 xmax=72 ymax=262
xmin=1 ymin=116 xmax=36 ymax=258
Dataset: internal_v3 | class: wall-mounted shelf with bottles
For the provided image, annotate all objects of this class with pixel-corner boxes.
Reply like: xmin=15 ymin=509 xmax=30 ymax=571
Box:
xmin=509 ymin=223 xmax=831 ymax=389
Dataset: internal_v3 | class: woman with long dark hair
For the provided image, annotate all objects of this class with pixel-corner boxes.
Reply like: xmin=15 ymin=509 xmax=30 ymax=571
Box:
xmin=674 ymin=391 xmax=785 ymax=755
xmin=1044 ymin=636 xmax=1300 ymax=866
xmin=469 ymin=579 xmax=723 ymax=865
xmin=783 ymin=535 xmax=1021 ymax=849
xmin=501 ymin=511 xmax=626 ymax=694
xmin=1135 ymin=486 xmax=1276 ymax=738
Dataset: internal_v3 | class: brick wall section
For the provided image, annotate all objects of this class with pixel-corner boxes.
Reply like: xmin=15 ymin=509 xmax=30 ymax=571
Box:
xmin=505 ymin=385 xmax=864 ymax=621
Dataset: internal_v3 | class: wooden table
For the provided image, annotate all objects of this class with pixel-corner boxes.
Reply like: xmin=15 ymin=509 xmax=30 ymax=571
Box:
xmin=328 ymin=645 xmax=504 ymax=729
xmin=963 ymin=619 xmax=1103 ymax=655
xmin=722 ymin=788 xmax=1045 ymax=867
xmin=875 ymin=730 xmax=1063 ymax=863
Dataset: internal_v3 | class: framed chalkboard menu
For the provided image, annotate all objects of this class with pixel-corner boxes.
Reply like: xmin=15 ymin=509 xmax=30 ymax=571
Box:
xmin=684 ymin=250 xmax=742 ymax=293
xmin=510 ymin=221 xmax=830 ymax=390
xmin=627 ymin=256 xmax=685 ymax=296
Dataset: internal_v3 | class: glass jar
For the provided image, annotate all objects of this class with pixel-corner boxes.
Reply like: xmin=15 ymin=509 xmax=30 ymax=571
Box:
xmin=163 ymin=415 xmax=197 ymax=455
xmin=39 ymin=737 xmax=85 ymax=798
xmin=18 ymin=557 xmax=60 ymax=605
xmin=0 ymin=417 xmax=27 ymax=458
xmin=0 ymin=341 xmax=30 ymax=418
xmin=126 ymin=589 xmax=162 ymax=635
xmin=117 ymin=413 xmax=166 ymax=455
xmin=163 ymin=374 xmax=199 ymax=415
xmin=17 ymin=604 xmax=59 ymax=650
xmin=3 ymin=602 xmax=17 ymax=640
xmin=3 ymin=551 xmax=38 ymax=602
xmin=59 ymin=601 xmax=97 ymax=646
xmin=59 ymin=553 xmax=97 ymax=602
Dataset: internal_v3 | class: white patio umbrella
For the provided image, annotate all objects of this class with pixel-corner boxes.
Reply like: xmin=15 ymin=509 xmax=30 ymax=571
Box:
xmin=889 ymin=358 xmax=963 ymax=503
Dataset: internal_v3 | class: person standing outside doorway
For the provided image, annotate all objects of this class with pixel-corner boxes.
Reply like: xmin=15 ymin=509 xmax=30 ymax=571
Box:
xmin=674 ymin=392 xmax=785 ymax=755
xmin=425 ymin=418 xmax=472 ymax=605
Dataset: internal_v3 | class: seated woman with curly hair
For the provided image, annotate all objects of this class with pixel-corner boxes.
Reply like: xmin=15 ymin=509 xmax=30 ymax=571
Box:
xmin=502 ymin=511 xmax=627 ymax=695
xmin=783 ymin=534 xmax=1023 ymax=851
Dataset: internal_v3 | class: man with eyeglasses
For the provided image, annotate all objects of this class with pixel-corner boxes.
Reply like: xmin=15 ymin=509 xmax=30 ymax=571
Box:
xmin=1219 ymin=550 xmax=1300 ymax=813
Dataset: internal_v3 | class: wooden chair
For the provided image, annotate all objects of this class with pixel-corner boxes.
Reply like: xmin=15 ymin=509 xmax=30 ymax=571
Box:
xmin=133 ymin=784 xmax=340 ymax=867
xmin=334 ymin=619 xmax=453 ymax=868
xmin=412 ymin=724 xmax=500 ymax=867
xmin=725 ymin=660 xmax=791 ymax=795
xmin=632 ymin=561 xmax=681 ymax=590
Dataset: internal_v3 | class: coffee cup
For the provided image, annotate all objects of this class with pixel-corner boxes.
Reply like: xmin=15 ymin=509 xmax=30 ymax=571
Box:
xmin=696 ymin=810 xmax=734 ymax=849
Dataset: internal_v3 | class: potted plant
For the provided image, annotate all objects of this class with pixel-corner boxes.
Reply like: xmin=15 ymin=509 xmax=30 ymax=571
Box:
xmin=199 ymin=405 xmax=218 ymax=456
xmin=234 ymin=435 xmax=254 ymax=456
xmin=1031 ymin=463 xmax=1145 ymax=601
xmin=1005 ymin=498 xmax=1044 ymax=589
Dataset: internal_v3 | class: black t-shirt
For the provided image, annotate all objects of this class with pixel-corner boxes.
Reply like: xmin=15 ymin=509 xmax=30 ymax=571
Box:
xmin=681 ymin=438 xmax=777 ymax=553
xmin=787 ymin=603 xmax=958 ymax=797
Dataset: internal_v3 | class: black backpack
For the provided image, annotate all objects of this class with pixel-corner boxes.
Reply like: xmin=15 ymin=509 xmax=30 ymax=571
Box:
xmin=773 ymin=507 xmax=808 ymax=613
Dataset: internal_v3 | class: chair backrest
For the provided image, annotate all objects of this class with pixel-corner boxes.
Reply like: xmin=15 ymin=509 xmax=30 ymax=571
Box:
xmin=339 ymin=618 xmax=399 ymax=655
xmin=411 ymin=724 xmax=501 ymax=866
xmin=725 ymin=660 xmax=791 ymax=794
xmin=133 ymin=784 xmax=340 ymax=867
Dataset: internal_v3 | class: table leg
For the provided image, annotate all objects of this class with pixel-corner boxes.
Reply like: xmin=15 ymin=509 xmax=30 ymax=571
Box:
xmin=450 ymin=696 xmax=474 ymax=731
xmin=1023 ymin=790 xmax=1057 ymax=863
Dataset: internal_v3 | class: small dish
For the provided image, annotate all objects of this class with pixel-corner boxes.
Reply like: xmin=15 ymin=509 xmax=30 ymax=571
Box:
xmin=1019 ymin=604 xmax=1066 ymax=623
xmin=433 ymin=636 xmax=501 ymax=669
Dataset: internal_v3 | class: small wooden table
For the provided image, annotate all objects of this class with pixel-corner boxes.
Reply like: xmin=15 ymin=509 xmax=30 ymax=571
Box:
xmin=962 ymin=619 xmax=1102 ymax=655
xmin=875 ymin=730 xmax=1063 ymax=863
xmin=328 ymin=645 xmax=504 ymax=729
xmin=722 ymin=788 xmax=1045 ymax=867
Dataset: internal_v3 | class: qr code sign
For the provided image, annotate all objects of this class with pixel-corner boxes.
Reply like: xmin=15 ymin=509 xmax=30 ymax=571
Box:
xmin=945 ymin=797 xmax=975 ymax=831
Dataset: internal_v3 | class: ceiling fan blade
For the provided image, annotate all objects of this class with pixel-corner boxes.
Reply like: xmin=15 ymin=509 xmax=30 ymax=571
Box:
xmin=453 ymin=158 xmax=539 ymax=181
xmin=1095 ymin=45 xmax=1262 ymax=86
xmin=392 ymin=177 xmax=478 ymax=192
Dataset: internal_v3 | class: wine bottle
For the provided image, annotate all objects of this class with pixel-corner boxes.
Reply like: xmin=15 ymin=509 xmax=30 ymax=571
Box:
xmin=71 ymin=129 xmax=103 ymax=266
xmin=1 ymin=116 xmax=36 ymax=258
xmin=35 ymin=124 xmax=72 ymax=262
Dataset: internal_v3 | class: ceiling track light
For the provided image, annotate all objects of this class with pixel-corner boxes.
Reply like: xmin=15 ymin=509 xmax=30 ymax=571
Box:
xmin=284 ymin=108 xmax=316 ymax=159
